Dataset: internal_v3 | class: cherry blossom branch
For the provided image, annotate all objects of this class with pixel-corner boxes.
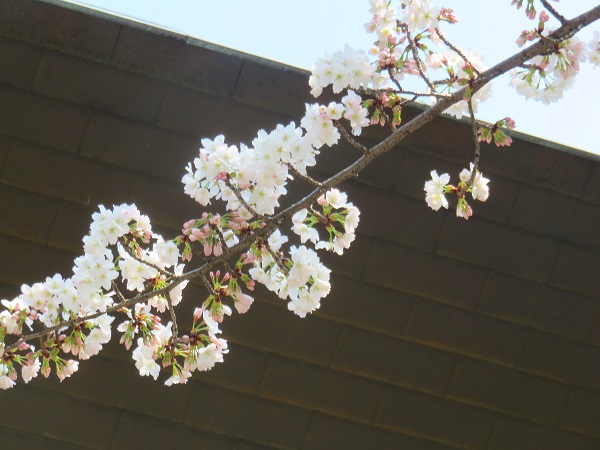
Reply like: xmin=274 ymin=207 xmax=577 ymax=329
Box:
xmin=8 ymin=3 xmax=600 ymax=353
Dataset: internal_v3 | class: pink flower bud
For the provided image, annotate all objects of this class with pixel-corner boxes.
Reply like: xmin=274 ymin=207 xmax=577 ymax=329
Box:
xmin=193 ymin=307 xmax=204 ymax=322
xmin=18 ymin=341 xmax=30 ymax=351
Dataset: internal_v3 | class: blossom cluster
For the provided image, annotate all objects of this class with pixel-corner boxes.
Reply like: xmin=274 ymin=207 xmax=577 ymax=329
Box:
xmin=424 ymin=164 xmax=490 ymax=219
xmin=248 ymin=233 xmax=331 ymax=318
xmin=511 ymin=7 xmax=599 ymax=104
xmin=127 ymin=307 xmax=227 ymax=386
xmin=0 ymin=204 xmax=189 ymax=387
xmin=292 ymin=189 xmax=360 ymax=256
xmin=429 ymin=49 xmax=492 ymax=119
xmin=309 ymin=45 xmax=377 ymax=97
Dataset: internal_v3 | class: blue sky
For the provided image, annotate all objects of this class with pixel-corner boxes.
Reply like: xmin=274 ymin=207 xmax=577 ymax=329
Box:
xmin=63 ymin=0 xmax=599 ymax=155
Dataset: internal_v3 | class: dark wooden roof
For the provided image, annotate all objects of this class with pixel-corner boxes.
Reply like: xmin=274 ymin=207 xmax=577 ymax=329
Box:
xmin=1 ymin=0 xmax=600 ymax=448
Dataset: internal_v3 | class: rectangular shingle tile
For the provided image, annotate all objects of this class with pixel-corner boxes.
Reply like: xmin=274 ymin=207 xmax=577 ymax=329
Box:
xmin=437 ymin=215 xmax=560 ymax=283
xmin=344 ymin=183 xmax=445 ymax=252
xmin=479 ymin=271 xmax=600 ymax=341
xmin=66 ymin=355 xmax=195 ymax=422
xmin=518 ymin=331 xmax=600 ymax=392
xmin=0 ymin=134 xmax=11 ymax=174
xmin=489 ymin=416 xmax=600 ymax=450
xmin=560 ymin=387 xmax=600 ymax=440
xmin=583 ymin=160 xmax=600 ymax=204
xmin=0 ymin=37 xmax=42 ymax=90
xmin=447 ymin=358 xmax=569 ymax=425
xmin=48 ymin=201 xmax=92 ymax=253
xmin=0 ymin=184 xmax=59 ymax=244
xmin=234 ymin=59 xmax=311 ymax=120
xmin=310 ymin=139 xmax=366 ymax=181
xmin=591 ymin=317 xmax=600 ymax=347
xmin=480 ymin=136 xmax=593 ymax=198
xmin=364 ymin=239 xmax=487 ymax=309
xmin=200 ymin=344 xmax=269 ymax=394
xmin=357 ymin=143 xmax=407 ymax=191
xmin=331 ymin=327 xmax=456 ymax=394
xmin=303 ymin=413 xmax=429 ymax=450
xmin=317 ymin=273 xmax=414 ymax=338
xmin=261 ymin=355 xmax=382 ymax=423
xmin=511 ymin=186 xmax=600 ymax=250
xmin=46 ymin=439 xmax=93 ymax=450
xmin=319 ymin=233 xmax=373 ymax=280
xmin=406 ymin=299 xmax=527 ymax=366
xmin=0 ymin=426 xmax=46 ymax=448
xmin=127 ymin=173 xmax=205 ymax=231
xmin=551 ymin=243 xmax=600 ymax=299
xmin=155 ymin=85 xmax=289 ymax=144
xmin=34 ymin=51 xmax=167 ymax=123
xmin=185 ymin=383 xmax=311 ymax=449
xmin=224 ymin=301 xmax=341 ymax=367
xmin=0 ymin=85 xmax=89 ymax=153
xmin=111 ymin=25 xmax=244 ymax=97
xmin=0 ymin=385 xmax=120 ymax=449
xmin=80 ymin=112 xmax=199 ymax=182
xmin=375 ymin=385 xmax=496 ymax=449
xmin=113 ymin=410 xmax=239 ymax=450
xmin=0 ymin=234 xmax=74 ymax=287
xmin=0 ymin=0 xmax=120 ymax=64
xmin=400 ymin=117 xmax=474 ymax=164
xmin=2 ymin=139 xmax=135 ymax=206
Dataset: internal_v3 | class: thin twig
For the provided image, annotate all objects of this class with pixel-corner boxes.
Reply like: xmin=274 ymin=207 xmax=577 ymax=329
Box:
xmin=466 ymin=99 xmax=481 ymax=189
xmin=166 ymin=297 xmax=178 ymax=341
xmin=540 ymin=0 xmax=567 ymax=24
xmin=112 ymin=282 xmax=126 ymax=304
xmin=399 ymin=95 xmax=418 ymax=106
xmin=432 ymin=77 xmax=457 ymax=86
xmin=386 ymin=67 xmax=404 ymax=92
xmin=119 ymin=238 xmax=175 ymax=278
xmin=309 ymin=206 xmax=328 ymax=223
xmin=334 ymin=121 xmax=368 ymax=155
xmin=435 ymin=27 xmax=481 ymax=77
xmin=403 ymin=26 xmax=436 ymax=92
xmin=263 ymin=241 xmax=289 ymax=275
xmin=286 ymin=163 xmax=323 ymax=187
xmin=223 ymin=178 xmax=264 ymax=220
xmin=213 ymin=228 xmax=235 ymax=274
xmin=200 ymin=273 xmax=216 ymax=295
